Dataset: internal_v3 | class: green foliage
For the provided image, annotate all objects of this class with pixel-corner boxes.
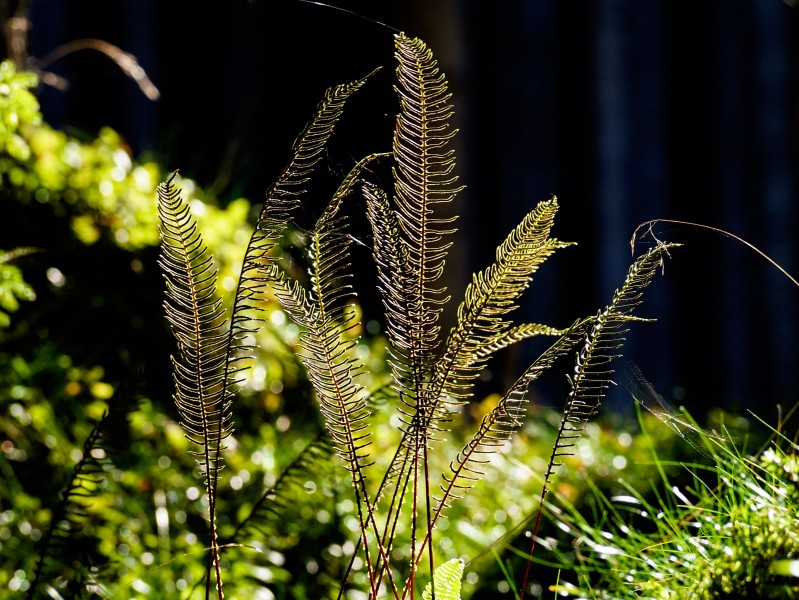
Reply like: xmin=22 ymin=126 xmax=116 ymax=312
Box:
xmin=543 ymin=412 xmax=799 ymax=599
xmin=0 ymin=59 xmax=251 ymax=267
xmin=0 ymin=60 xmax=41 ymax=158
xmin=158 ymin=173 xmax=233 ymax=596
xmin=0 ymin=248 xmax=36 ymax=328
xmin=0 ymin=59 xmax=156 ymax=248
xmin=0 ymin=57 xmax=306 ymax=599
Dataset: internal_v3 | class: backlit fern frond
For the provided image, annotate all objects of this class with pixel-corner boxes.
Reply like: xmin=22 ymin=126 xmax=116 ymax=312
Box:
xmin=271 ymin=155 xmax=383 ymax=475
xmin=392 ymin=33 xmax=462 ymax=411
xmin=304 ymin=158 xmax=375 ymax=475
xmin=158 ymin=174 xmax=231 ymax=597
xmin=389 ymin=33 xmax=466 ymax=591
xmin=518 ymin=242 xmax=680 ymax=592
xmin=545 ymin=242 xmax=680 ymax=484
xmin=267 ymin=159 xmax=398 ymax=596
xmin=363 ymin=181 xmax=415 ymax=407
xmin=436 ymin=198 xmax=572 ymax=407
xmin=473 ymin=322 xmax=565 ymax=362
xmin=364 ymin=191 xmax=572 ymax=587
xmin=224 ymin=69 xmax=381 ymax=401
xmin=258 ymin=68 xmax=381 ymax=232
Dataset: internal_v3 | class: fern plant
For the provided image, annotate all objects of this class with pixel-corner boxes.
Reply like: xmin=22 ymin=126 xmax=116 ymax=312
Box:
xmin=156 ymin=32 xmax=674 ymax=598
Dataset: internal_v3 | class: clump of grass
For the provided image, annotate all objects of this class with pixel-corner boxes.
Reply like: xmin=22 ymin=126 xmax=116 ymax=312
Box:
xmin=535 ymin=407 xmax=799 ymax=599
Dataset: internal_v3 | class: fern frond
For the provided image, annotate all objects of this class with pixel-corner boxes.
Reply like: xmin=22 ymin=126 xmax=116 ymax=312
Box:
xmin=273 ymin=155 xmax=384 ymax=474
xmin=545 ymin=242 xmax=679 ymax=483
xmin=390 ymin=33 xmax=466 ymax=591
xmin=225 ymin=433 xmax=334 ymax=544
xmin=362 ymin=182 xmax=435 ymax=558
xmin=363 ymin=181 xmax=416 ymax=407
xmin=28 ymin=396 xmax=136 ymax=600
xmin=159 ymin=175 xmax=231 ymax=479
xmin=437 ymin=198 xmax=571 ymax=405
xmin=268 ymin=159 xmax=398 ymax=596
xmin=409 ymin=318 xmax=590 ymax=566
xmin=392 ymin=32 xmax=462 ymax=397
xmin=304 ymin=157 xmax=376 ymax=474
xmin=365 ymin=194 xmax=570 ymax=583
xmin=258 ymin=68 xmax=381 ymax=232
xmin=473 ymin=322 xmax=565 ymax=362
xmin=422 ymin=558 xmax=464 ymax=600
xmin=517 ymin=243 xmax=678 ymax=596
xmin=224 ymin=70 xmax=381 ymax=402
xmin=158 ymin=175 xmax=231 ymax=597
xmin=380 ymin=199 xmax=569 ymax=494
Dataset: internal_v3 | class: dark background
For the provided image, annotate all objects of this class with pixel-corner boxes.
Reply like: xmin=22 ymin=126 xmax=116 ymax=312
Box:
xmin=13 ymin=0 xmax=799 ymax=415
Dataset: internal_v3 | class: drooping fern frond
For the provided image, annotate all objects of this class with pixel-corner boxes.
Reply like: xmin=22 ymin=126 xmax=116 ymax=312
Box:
xmin=269 ymin=155 xmax=384 ymax=476
xmin=223 ymin=69 xmax=382 ymax=405
xmin=362 ymin=181 xmax=415 ymax=420
xmin=518 ymin=241 xmax=680 ymax=599
xmin=432 ymin=318 xmax=591 ymax=522
xmin=472 ymin=322 xmax=565 ymax=362
xmin=393 ymin=318 xmax=592 ymax=569
xmin=157 ymin=174 xmax=231 ymax=598
xmin=545 ymin=242 xmax=680 ymax=485
xmin=223 ymin=68 xmax=380 ymax=371
xmin=303 ymin=156 xmax=376 ymax=476
xmin=28 ymin=395 xmax=136 ymax=600
xmin=258 ymin=68 xmax=382 ymax=233
xmin=362 ymin=179 xmax=423 ymax=593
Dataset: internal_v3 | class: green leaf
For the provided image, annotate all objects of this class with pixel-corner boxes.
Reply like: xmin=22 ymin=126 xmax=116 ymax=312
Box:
xmin=422 ymin=558 xmax=464 ymax=600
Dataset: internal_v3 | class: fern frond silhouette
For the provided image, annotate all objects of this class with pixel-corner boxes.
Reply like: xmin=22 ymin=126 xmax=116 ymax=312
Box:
xmin=547 ymin=242 xmax=679 ymax=485
xmin=28 ymin=395 xmax=136 ymax=600
xmin=226 ymin=433 xmax=335 ymax=543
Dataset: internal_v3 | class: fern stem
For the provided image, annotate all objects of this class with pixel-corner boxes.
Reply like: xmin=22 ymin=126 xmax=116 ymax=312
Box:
xmin=632 ymin=218 xmax=799 ymax=289
xmin=423 ymin=441 xmax=436 ymax=600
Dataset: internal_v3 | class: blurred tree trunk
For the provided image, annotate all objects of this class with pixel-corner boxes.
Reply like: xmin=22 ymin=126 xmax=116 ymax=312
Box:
xmin=1 ymin=0 xmax=29 ymax=64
